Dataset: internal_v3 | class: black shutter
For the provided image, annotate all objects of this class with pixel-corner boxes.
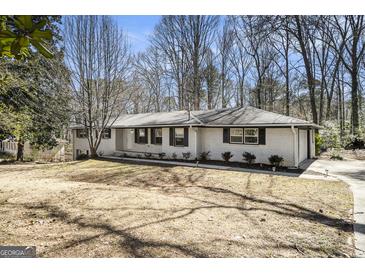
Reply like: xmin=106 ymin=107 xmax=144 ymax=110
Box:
xmin=144 ymin=128 xmax=148 ymax=144
xmin=134 ymin=128 xmax=138 ymax=143
xmin=183 ymin=127 xmax=189 ymax=147
xmin=223 ymin=128 xmax=229 ymax=143
xmin=169 ymin=128 xmax=174 ymax=146
xmin=151 ymin=128 xmax=155 ymax=144
xmin=259 ymin=128 xmax=266 ymax=145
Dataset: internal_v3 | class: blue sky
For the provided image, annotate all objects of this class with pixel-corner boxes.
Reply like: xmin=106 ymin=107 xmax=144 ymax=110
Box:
xmin=113 ymin=16 xmax=161 ymax=53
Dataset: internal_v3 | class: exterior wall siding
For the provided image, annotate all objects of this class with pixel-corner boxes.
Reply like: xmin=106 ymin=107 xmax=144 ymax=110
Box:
xmin=72 ymin=126 xmax=308 ymax=166
xmin=298 ymin=129 xmax=308 ymax=163
xmin=200 ymin=127 xmax=295 ymax=166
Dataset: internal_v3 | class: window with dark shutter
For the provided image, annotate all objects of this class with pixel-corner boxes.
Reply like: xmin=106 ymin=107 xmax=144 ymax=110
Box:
xmin=259 ymin=128 xmax=266 ymax=145
xmin=223 ymin=128 xmax=229 ymax=143
xmin=135 ymin=128 xmax=148 ymax=144
xmin=151 ymin=128 xmax=162 ymax=145
xmin=101 ymin=128 xmax=111 ymax=139
xmin=134 ymin=129 xmax=138 ymax=143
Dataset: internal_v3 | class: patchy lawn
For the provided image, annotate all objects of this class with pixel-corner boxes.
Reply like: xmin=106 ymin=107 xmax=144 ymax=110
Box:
xmin=0 ymin=159 xmax=354 ymax=257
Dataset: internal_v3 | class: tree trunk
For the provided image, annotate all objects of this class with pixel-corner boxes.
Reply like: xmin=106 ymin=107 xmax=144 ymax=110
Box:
xmin=351 ymin=70 xmax=359 ymax=133
xmin=16 ymin=140 xmax=24 ymax=161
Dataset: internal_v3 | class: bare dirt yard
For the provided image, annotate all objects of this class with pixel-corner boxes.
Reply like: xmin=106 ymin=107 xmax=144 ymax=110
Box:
xmin=0 ymin=159 xmax=354 ymax=257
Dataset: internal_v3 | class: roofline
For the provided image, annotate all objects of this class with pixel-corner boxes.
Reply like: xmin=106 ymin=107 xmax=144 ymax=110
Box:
xmin=70 ymin=123 xmax=321 ymax=129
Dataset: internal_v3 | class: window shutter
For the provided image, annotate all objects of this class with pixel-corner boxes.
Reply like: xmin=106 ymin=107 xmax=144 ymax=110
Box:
xmin=259 ymin=128 xmax=266 ymax=145
xmin=134 ymin=129 xmax=138 ymax=143
xmin=223 ymin=128 xmax=229 ymax=143
xmin=183 ymin=127 xmax=189 ymax=147
xmin=151 ymin=128 xmax=155 ymax=144
xmin=242 ymin=127 xmax=245 ymax=144
xmin=169 ymin=128 xmax=174 ymax=146
xmin=144 ymin=128 xmax=148 ymax=144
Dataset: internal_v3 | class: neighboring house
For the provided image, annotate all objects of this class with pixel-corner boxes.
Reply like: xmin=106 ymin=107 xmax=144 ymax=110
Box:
xmin=71 ymin=107 xmax=320 ymax=167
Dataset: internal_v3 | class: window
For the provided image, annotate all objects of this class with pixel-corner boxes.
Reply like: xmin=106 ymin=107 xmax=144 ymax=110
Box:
xmin=76 ymin=129 xmax=87 ymax=138
xmin=244 ymin=128 xmax=259 ymax=144
xmin=175 ymin=128 xmax=185 ymax=146
xmin=154 ymin=128 xmax=162 ymax=145
xmin=101 ymin=128 xmax=111 ymax=139
xmin=230 ymin=128 xmax=243 ymax=143
xmin=137 ymin=128 xmax=147 ymax=143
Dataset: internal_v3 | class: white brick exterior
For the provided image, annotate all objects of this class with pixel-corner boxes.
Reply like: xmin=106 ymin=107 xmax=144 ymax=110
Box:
xmin=73 ymin=126 xmax=314 ymax=166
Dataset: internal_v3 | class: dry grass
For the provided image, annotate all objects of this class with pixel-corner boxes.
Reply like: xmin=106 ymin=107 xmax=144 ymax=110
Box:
xmin=0 ymin=159 xmax=354 ymax=258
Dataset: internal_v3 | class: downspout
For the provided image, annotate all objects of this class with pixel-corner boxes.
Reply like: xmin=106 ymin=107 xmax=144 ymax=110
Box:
xmin=291 ymin=125 xmax=298 ymax=168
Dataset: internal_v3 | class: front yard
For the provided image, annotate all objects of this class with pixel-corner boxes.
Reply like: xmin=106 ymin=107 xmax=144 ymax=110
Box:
xmin=0 ymin=159 xmax=354 ymax=257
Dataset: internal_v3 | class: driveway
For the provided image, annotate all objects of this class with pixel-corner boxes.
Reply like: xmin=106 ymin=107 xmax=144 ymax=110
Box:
xmin=301 ymin=159 xmax=365 ymax=257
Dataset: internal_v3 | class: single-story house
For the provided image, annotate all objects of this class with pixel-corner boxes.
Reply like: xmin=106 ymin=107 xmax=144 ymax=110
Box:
xmin=71 ymin=106 xmax=320 ymax=167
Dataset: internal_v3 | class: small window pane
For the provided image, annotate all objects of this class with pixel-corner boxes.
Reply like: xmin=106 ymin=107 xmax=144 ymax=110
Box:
xmin=230 ymin=128 xmax=243 ymax=143
xmin=155 ymin=128 xmax=162 ymax=138
xmin=244 ymin=128 xmax=258 ymax=144
xmin=138 ymin=129 xmax=145 ymax=137
xmin=175 ymin=128 xmax=184 ymax=138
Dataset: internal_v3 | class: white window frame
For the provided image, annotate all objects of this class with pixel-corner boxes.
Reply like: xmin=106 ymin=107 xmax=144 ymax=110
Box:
xmin=155 ymin=128 xmax=162 ymax=145
xmin=244 ymin=128 xmax=259 ymax=144
xmin=101 ymin=128 xmax=111 ymax=139
xmin=230 ymin=128 xmax=243 ymax=144
xmin=174 ymin=128 xmax=185 ymax=147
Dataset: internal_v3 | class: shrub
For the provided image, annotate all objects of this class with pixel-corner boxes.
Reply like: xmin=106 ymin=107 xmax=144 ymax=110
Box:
xmin=268 ymin=155 xmax=284 ymax=167
xmin=171 ymin=152 xmax=177 ymax=160
xmin=182 ymin=152 xmax=191 ymax=160
xmin=199 ymin=151 xmax=210 ymax=161
xmin=137 ymin=154 xmax=142 ymax=158
xmin=221 ymin=151 xmax=233 ymax=163
xmin=345 ymin=137 xmax=365 ymax=150
xmin=76 ymin=153 xmax=89 ymax=160
xmin=158 ymin=152 xmax=166 ymax=159
xmin=315 ymin=133 xmax=323 ymax=156
xmin=242 ymin=152 xmax=256 ymax=165
xmin=330 ymin=149 xmax=344 ymax=160
xmin=144 ymin=152 xmax=152 ymax=159
xmin=98 ymin=151 xmax=104 ymax=157
xmin=0 ymin=151 xmax=15 ymax=160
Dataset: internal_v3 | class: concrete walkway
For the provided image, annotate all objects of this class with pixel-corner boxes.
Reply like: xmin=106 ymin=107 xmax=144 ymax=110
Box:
xmin=301 ymin=159 xmax=365 ymax=257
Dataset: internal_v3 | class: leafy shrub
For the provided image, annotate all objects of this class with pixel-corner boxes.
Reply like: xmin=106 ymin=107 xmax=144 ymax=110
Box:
xmin=171 ymin=152 xmax=177 ymax=160
xmin=268 ymin=155 xmax=284 ymax=167
xmin=330 ymin=154 xmax=343 ymax=160
xmin=221 ymin=151 xmax=233 ymax=163
xmin=242 ymin=152 xmax=256 ymax=165
xmin=199 ymin=151 xmax=210 ymax=161
xmin=315 ymin=133 xmax=323 ymax=156
xmin=345 ymin=137 xmax=365 ymax=150
xmin=144 ymin=152 xmax=152 ymax=159
xmin=0 ymin=151 xmax=15 ymax=160
xmin=158 ymin=152 xmax=166 ymax=159
xmin=76 ymin=153 xmax=89 ymax=160
xmin=98 ymin=151 xmax=104 ymax=157
xmin=182 ymin=152 xmax=191 ymax=160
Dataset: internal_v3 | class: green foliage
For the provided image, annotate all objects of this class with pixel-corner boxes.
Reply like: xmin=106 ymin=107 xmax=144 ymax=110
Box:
xmin=0 ymin=151 xmax=15 ymax=160
xmin=182 ymin=152 xmax=191 ymax=160
xmin=0 ymin=16 xmax=55 ymax=59
xmin=315 ymin=133 xmax=323 ymax=156
xmin=268 ymin=155 xmax=284 ymax=167
xmin=320 ymin=122 xmax=341 ymax=150
xmin=242 ymin=151 xmax=256 ymax=165
xmin=76 ymin=153 xmax=89 ymax=160
xmin=221 ymin=151 xmax=233 ymax=162
xmin=199 ymin=151 xmax=210 ymax=161
xmin=330 ymin=151 xmax=343 ymax=160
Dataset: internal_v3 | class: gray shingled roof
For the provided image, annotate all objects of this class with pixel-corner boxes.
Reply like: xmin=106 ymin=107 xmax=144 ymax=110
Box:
xmin=110 ymin=107 xmax=319 ymax=128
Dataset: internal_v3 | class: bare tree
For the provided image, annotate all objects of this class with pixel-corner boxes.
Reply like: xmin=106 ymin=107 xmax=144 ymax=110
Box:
xmin=64 ymin=16 xmax=131 ymax=158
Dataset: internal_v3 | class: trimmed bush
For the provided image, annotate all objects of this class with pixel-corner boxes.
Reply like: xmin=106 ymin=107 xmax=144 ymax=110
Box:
xmin=268 ymin=155 xmax=284 ymax=167
xmin=158 ymin=152 xmax=166 ymax=159
xmin=242 ymin=152 xmax=256 ymax=165
xmin=144 ymin=152 xmax=152 ymax=159
xmin=76 ymin=153 xmax=89 ymax=160
xmin=171 ymin=152 xmax=177 ymax=160
xmin=182 ymin=152 xmax=191 ymax=160
xmin=315 ymin=133 xmax=323 ymax=156
xmin=221 ymin=151 xmax=233 ymax=163
xmin=199 ymin=151 xmax=210 ymax=161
